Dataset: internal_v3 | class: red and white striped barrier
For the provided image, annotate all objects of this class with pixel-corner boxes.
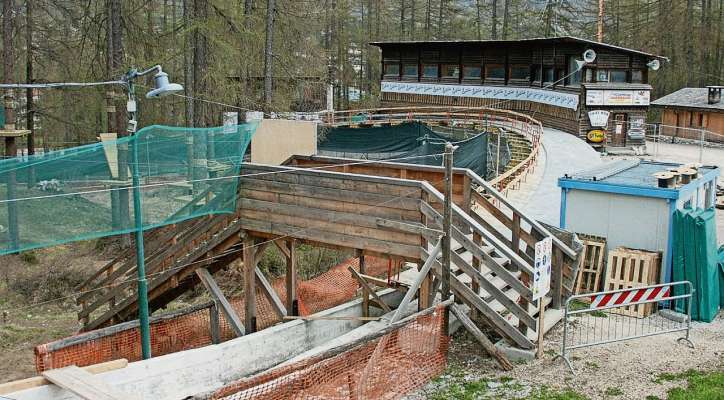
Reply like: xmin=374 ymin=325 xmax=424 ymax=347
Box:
xmin=589 ymin=285 xmax=671 ymax=309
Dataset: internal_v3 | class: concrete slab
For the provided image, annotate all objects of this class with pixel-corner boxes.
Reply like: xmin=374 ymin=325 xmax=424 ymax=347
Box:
xmin=494 ymin=339 xmax=536 ymax=362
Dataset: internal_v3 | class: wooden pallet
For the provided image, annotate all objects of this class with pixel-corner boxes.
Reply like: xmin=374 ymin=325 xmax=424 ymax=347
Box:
xmin=603 ymin=247 xmax=661 ymax=318
xmin=574 ymin=234 xmax=606 ymax=294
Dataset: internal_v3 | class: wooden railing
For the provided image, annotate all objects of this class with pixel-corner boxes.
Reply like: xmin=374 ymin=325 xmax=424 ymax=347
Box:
xmin=318 ymin=106 xmax=543 ymax=193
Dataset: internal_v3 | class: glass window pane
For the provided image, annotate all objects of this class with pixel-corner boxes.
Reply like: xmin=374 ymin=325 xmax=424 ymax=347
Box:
xmin=543 ymin=67 xmax=555 ymax=83
xmin=485 ymin=64 xmax=505 ymax=79
xmin=422 ymin=64 xmax=438 ymax=78
xmin=532 ymin=66 xmax=542 ymax=82
xmin=509 ymin=65 xmax=529 ymax=80
xmin=568 ymin=56 xmax=582 ymax=86
xmin=463 ymin=66 xmax=482 ymax=78
xmin=441 ymin=64 xmax=460 ymax=78
xmin=610 ymin=70 xmax=627 ymax=82
xmin=596 ymin=69 xmax=609 ymax=82
xmin=403 ymin=64 xmax=418 ymax=77
xmin=384 ymin=63 xmax=400 ymax=76
xmin=631 ymin=69 xmax=643 ymax=83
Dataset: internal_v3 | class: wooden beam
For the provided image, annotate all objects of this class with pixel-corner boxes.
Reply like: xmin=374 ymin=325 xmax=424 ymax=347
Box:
xmin=209 ymin=303 xmax=221 ymax=344
xmin=348 ymin=266 xmax=392 ymax=313
xmin=390 ymin=238 xmax=442 ymax=324
xmin=243 ymin=236 xmax=257 ymax=333
xmin=273 ymin=238 xmax=291 ymax=259
xmin=253 ymin=241 xmax=271 ymax=267
xmin=42 ymin=366 xmax=138 ymax=400
xmin=255 ymin=267 xmax=287 ymax=318
xmin=195 ymin=268 xmax=245 ymax=337
xmin=285 ymin=239 xmax=297 ymax=315
xmin=357 ymin=273 xmax=410 ymax=292
xmin=0 ymin=360 xmax=128 ymax=396
xmin=450 ymin=304 xmax=514 ymax=371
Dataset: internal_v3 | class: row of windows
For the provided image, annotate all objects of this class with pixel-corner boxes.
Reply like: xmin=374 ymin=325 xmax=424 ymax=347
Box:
xmin=384 ymin=61 xmax=644 ymax=85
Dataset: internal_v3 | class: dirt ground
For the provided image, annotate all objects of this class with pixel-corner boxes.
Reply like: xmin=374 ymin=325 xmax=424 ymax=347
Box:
xmin=408 ymin=311 xmax=724 ymax=400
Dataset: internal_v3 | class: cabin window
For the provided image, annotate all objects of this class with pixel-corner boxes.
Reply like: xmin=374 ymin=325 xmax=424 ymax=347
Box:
xmin=422 ymin=64 xmax=439 ymax=78
xmin=631 ymin=69 xmax=644 ymax=83
xmin=543 ymin=67 xmax=555 ymax=83
xmin=567 ymin=56 xmax=582 ymax=86
xmin=383 ymin=63 xmax=400 ymax=76
xmin=532 ymin=65 xmax=542 ymax=82
xmin=402 ymin=64 xmax=418 ymax=77
xmin=596 ymin=69 xmax=609 ymax=82
xmin=610 ymin=69 xmax=627 ymax=83
xmin=585 ymin=68 xmax=594 ymax=82
xmin=509 ymin=65 xmax=530 ymax=80
xmin=441 ymin=64 xmax=460 ymax=78
xmin=485 ymin=64 xmax=505 ymax=79
xmin=463 ymin=65 xmax=482 ymax=79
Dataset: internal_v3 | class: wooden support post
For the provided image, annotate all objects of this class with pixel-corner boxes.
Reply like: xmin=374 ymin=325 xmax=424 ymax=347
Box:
xmin=243 ymin=236 xmax=257 ymax=333
xmin=195 ymin=267 xmax=245 ymax=337
xmin=442 ymin=143 xmax=455 ymax=330
xmin=390 ymin=238 xmax=442 ymax=324
xmin=42 ymin=366 xmax=138 ymax=400
xmin=511 ymin=213 xmax=521 ymax=256
xmin=551 ymin=247 xmax=563 ymax=309
xmin=284 ymin=239 xmax=297 ymax=316
xmin=348 ymin=266 xmax=391 ymax=313
xmin=209 ymin=303 xmax=221 ymax=344
xmin=357 ymin=250 xmax=369 ymax=317
xmin=450 ymin=303 xmax=513 ymax=371
xmin=419 ymin=191 xmax=432 ymax=310
xmin=537 ymin=300 xmax=545 ymax=359
xmin=255 ymin=267 xmax=287 ymax=318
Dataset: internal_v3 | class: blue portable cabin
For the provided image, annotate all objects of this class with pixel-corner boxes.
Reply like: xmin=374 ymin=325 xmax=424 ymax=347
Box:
xmin=558 ymin=159 xmax=719 ymax=283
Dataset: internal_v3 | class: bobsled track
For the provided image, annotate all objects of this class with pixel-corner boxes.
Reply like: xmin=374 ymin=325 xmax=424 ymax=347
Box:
xmin=6 ymin=107 xmax=583 ymax=400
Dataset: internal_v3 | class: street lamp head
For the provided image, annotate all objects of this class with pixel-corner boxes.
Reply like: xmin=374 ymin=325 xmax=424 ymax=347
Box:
xmin=145 ymin=70 xmax=183 ymax=99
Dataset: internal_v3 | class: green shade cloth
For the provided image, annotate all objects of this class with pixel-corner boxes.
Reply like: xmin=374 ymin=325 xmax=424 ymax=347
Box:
xmin=0 ymin=122 xmax=257 ymax=255
xmin=0 ymin=106 xmax=4 ymax=127
xmin=319 ymin=122 xmax=489 ymax=177
xmin=718 ymin=245 xmax=724 ymax=307
xmin=672 ymin=207 xmax=720 ymax=322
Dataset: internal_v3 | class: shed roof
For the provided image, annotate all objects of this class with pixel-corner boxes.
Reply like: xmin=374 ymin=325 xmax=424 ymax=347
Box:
xmin=370 ymin=36 xmax=666 ymax=60
xmin=651 ymin=88 xmax=724 ymax=112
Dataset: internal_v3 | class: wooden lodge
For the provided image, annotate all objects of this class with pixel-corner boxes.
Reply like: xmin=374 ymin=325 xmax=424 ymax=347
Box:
xmin=651 ymin=86 xmax=724 ymax=143
xmin=371 ymin=36 xmax=665 ymax=148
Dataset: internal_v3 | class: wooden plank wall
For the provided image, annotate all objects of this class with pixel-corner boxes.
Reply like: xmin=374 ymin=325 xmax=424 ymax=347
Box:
xmin=237 ymin=164 xmax=426 ymax=261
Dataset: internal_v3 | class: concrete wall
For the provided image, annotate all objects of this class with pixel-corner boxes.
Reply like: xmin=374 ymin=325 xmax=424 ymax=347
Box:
xmin=563 ymin=190 xmax=670 ymax=273
xmin=251 ymin=119 xmax=318 ymax=165
xmin=10 ymin=290 xmax=404 ymax=400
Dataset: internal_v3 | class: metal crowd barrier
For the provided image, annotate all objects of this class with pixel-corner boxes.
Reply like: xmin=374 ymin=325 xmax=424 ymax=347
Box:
xmin=556 ymin=281 xmax=694 ymax=374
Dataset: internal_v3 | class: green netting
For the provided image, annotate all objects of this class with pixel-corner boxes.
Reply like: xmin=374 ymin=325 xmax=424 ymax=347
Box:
xmin=0 ymin=122 xmax=257 ymax=255
xmin=318 ymin=122 xmax=489 ymax=177
xmin=672 ymin=207 xmax=720 ymax=321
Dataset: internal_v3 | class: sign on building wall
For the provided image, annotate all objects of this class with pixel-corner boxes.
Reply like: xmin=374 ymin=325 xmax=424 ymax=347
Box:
xmin=532 ymin=237 xmax=553 ymax=301
xmin=587 ymin=110 xmax=610 ymax=127
xmin=586 ymin=90 xmax=650 ymax=106
xmin=381 ymin=82 xmax=580 ymax=110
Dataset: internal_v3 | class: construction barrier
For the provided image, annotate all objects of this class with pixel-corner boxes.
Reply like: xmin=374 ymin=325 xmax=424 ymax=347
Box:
xmin=557 ymin=281 xmax=694 ymax=374
xmin=203 ymin=304 xmax=449 ymax=400
xmin=35 ymin=256 xmax=391 ymax=372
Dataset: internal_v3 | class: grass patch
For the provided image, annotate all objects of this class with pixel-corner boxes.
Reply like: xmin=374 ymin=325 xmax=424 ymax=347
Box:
xmin=664 ymin=369 xmax=724 ymax=400
xmin=604 ymin=387 xmax=623 ymax=396
xmin=569 ymin=300 xmax=607 ymax=318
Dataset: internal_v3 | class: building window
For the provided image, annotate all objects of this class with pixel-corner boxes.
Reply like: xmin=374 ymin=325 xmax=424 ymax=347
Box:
xmin=422 ymin=64 xmax=438 ymax=78
xmin=596 ymin=69 xmax=609 ymax=82
xmin=509 ymin=64 xmax=530 ymax=80
xmin=690 ymin=112 xmax=706 ymax=128
xmin=463 ymin=65 xmax=482 ymax=79
xmin=384 ymin=63 xmax=400 ymax=76
xmin=610 ymin=69 xmax=627 ymax=83
xmin=441 ymin=64 xmax=460 ymax=78
xmin=631 ymin=69 xmax=644 ymax=83
xmin=402 ymin=64 xmax=418 ymax=77
xmin=532 ymin=65 xmax=542 ymax=82
xmin=485 ymin=64 xmax=505 ymax=80
xmin=585 ymin=68 xmax=593 ymax=83
xmin=567 ymin=56 xmax=582 ymax=86
xmin=543 ymin=67 xmax=555 ymax=83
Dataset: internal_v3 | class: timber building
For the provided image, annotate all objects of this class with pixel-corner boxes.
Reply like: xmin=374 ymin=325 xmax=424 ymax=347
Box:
xmin=371 ymin=36 xmax=665 ymax=148
xmin=651 ymin=86 xmax=724 ymax=142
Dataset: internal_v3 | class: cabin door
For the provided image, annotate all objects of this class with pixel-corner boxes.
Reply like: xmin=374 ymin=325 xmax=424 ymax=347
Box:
xmin=611 ymin=113 xmax=627 ymax=146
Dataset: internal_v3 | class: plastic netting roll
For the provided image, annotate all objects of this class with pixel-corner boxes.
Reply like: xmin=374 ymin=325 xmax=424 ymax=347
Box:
xmin=0 ymin=122 xmax=257 ymax=255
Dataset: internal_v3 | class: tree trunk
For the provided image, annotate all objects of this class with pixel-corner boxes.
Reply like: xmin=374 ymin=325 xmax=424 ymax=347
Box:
xmin=475 ymin=0 xmax=482 ymax=40
xmin=437 ymin=0 xmax=445 ymax=39
xmin=192 ymin=0 xmax=208 ymax=127
xmin=501 ymin=0 xmax=509 ymax=39
xmin=400 ymin=0 xmax=405 ymax=40
xmin=425 ymin=0 xmax=431 ymax=39
xmin=26 ymin=0 xmax=35 ymax=157
xmin=263 ymin=0 xmax=275 ymax=111
xmin=183 ymin=0 xmax=193 ymax=126
xmin=491 ymin=0 xmax=498 ymax=39
xmin=686 ymin=0 xmax=695 ymax=86
xmin=410 ymin=0 xmax=415 ymax=38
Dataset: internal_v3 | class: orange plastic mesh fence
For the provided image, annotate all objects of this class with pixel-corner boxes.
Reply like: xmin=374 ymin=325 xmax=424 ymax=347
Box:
xmin=34 ymin=256 xmax=391 ymax=372
xmin=204 ymin=304 xmax=449 ymax=400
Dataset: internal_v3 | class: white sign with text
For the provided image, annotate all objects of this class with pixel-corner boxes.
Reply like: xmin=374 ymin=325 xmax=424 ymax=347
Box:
xmin=533 ymin=237 xmax=553 ymax=301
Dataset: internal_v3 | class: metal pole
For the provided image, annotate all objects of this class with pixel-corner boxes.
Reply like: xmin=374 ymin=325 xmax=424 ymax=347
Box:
xmin=127 ymin=83 xmax=152 ymax=359
xmin=442 ymin=142 xmax=454 ymax=331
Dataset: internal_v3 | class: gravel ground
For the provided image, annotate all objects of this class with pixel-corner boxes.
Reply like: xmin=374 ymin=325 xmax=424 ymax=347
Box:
xmin=407 ymin=311 xmax=724 ymax=400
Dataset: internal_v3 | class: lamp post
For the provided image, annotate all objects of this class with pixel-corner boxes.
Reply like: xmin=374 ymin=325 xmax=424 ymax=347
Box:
xmin=0 ymin=64 xmax=183 ymax=360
